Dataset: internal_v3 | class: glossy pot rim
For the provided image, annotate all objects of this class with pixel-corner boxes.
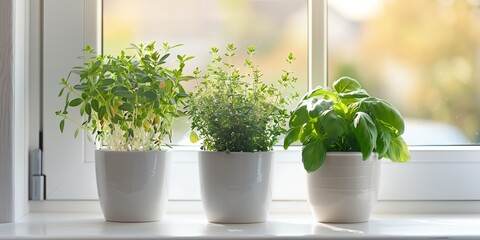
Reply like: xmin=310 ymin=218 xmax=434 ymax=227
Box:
xmin=326 ymin=152 xmax=378 ymax=157
xmin=198 ymin=150 xmax=274 ymax=155
xmin=95 ymin=149 xmax=168 ymax=153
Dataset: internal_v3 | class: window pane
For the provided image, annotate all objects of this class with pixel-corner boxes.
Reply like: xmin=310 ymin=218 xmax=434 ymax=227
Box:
xmin=103 ymin=0 xmax=308 ymax=144
xmin=328 ymin=0 xmax=480 ymax=145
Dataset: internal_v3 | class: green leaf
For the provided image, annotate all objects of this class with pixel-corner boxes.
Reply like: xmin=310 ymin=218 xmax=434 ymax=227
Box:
xmin=180 ymin=76 xmax=195 ymax=81
xmin=284 ymin=125 xmax=303 ymax=150
xmin=178 ymin=83 xmax=187 ymax=94
xmin=376 ymin=130 xmax=391 ymax=159
xmin=361 ymin=97 xmax=405 ymax=135
xmin=58 ymin=88 xmax=65 ymax=97
xmin=300 ymin=123 xmax=316 ymax=145
xmin=99 ymin=78 xmax=115 ymax=87
xmin=338 ymin=89 xmax=369 ymax=99
xmin=91 ymin=99 xmax=99 ymax=111
xmin=159 ymin=53 xmax=170 ymax=64
xmin=59 ymin=119 xmax=65 ymax=133
xmin=352 ymin=112 xmax=377 ymax=160
xmin=333 ymin=76 xmax=361 ymax=94
xmin=80 ymin=103 xmax=85 ymax=116
xmin=98 ymin=106 xmax=106 ymax=120
xmin=85 ymin=103 xmax=91 ymax=116
xmin=112 ymin=86 xmax=133 ymax=98
xmin=307 ymin=98 xmax=333 ymax=118
xmin=119 ymin=103 xmax=133 ymax=112
xmin=176 ymin=92 xmax=189 ymax=99
xmin=73 ymin=84 xmax=90 ymax=91
xmin=71 ymin=70 xmax=82 ymax=75
xmin=385 ymin=136 xmax=410 ymax=162
xmin=184 ymin=56 xmax=195 ymax=61
xmin=69 ymin=98 xmax=83 ymax=107
xmin=302 ymin=86 xmax=337 ymax=101
xmin=375 ymin=120 xmax=393 ymax=159
xmin=92 ymin=59 xmax=102 ymax=69
xmin=302 ymin=139 xmax=327 ymax=173
xmin=164 ymin=78 xmax=174 ymax=93
xmin=190 ymin=131 xmax=199 ymax=143
xmin=289 ymin=104 xmax=309 ymax=127
xmin=317 ymin=109 xmax=347 ymax=143
xmin=74 ymin=128 xmax=80 ymax=138
xmin=131 ymin=118 xmax=139 ymax=128
xmin=141 ymin=90 xmax=157 ymax=99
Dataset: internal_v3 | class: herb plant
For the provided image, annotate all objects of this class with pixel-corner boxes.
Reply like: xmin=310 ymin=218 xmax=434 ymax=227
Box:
xmin=56 ymin=42 xmax=193 ymax=151
xmin=189 ymin=44 xmax=298 ymax=152
xmin=284 ymin=77 xmax=410 ymax=172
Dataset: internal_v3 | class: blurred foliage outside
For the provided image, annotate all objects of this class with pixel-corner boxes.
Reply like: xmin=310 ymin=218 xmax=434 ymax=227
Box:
xmin=329 ymin=0 xmax=480 ymax=144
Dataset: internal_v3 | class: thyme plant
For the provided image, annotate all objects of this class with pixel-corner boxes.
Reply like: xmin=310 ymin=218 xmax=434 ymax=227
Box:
xmin=189 ymin=44 xmax=298 ymax=152
xmin=56 ymin=42 xmax=193 ymax=151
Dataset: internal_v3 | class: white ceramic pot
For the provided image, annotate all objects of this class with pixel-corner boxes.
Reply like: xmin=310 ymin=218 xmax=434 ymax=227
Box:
xmin=95 ymin=150 xmax=169 ymax=222
xmin=199 ymin=151 xmax=273 ymax=223
xmin=307 ymin=152 xmax=380 ymax=223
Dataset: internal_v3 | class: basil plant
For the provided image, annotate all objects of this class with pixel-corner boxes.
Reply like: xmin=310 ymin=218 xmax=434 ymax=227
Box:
xmin=56 ymin=42 xmax=193 ymax=151
xmin=284 ymin=77 xmax=410 ymax=172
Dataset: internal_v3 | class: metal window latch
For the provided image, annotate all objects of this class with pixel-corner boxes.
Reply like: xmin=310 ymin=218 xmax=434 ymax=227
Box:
xmin=29 ymin=149 xmax=45 ymax=201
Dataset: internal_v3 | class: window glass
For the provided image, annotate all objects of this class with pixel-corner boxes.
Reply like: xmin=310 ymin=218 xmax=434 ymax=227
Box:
xmin=328 ymin=0 xmax=480 ymax=145
xmin=103 ymin=0 xmax=308 ymax=144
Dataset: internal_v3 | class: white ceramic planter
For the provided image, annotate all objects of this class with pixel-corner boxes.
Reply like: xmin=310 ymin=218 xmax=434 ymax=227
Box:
xmin=199 ymin=151 xmax=273 ymax=223
xmin=307 ymin=152 xmax=380 ymax=223
xmin=95 ymin=150 xmax=169 ymax=222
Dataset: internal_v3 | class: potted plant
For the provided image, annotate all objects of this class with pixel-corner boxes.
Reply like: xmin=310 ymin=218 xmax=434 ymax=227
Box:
xmin=188 ymin=44 xmax=298 ymax=223
xmin=56 ymin=42 xmax=193 ymax=222
xmin=284 ymin=76 xmax=410 ymax=223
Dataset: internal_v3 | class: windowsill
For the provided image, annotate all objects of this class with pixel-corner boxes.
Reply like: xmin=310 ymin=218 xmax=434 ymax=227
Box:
xmin=2 ymin=212 xmax=480 ymax=239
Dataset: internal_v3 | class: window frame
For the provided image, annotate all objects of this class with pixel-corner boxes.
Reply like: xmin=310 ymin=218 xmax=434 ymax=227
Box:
xmin=1 ymin=0 xmax=30 ymax=223
xmin=29 ymin=0 xmax=480 ymax=210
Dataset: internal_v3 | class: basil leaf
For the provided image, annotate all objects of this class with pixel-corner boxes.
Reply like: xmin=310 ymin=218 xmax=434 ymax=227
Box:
xmin=352 ymin=112 xmax=377 ymax=160
xmin=302 ymin=139 xmax=327 ymax=173
xmin=289 ymin=103 xmax=309 ymax=127
xmin=333 ymin=76 xmax=362 ymax=94
xmin=284 ymin=125 xmax=303 ymax=150
xmin=385 ymin=136 xmax=411 ymax=162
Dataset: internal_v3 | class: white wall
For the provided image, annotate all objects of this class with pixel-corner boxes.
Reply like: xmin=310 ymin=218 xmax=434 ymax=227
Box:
xmin=0 ymin=0 xmax=29 ymax=223
xmin=0 ymin=0 xmax=15 ymax=224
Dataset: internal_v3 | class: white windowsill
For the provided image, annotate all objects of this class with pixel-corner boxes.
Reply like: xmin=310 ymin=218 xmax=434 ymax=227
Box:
xmin=1 ymin=201 xmax=480 ymax=239
xmin=2 ymin=212 xmax=480 ymax=239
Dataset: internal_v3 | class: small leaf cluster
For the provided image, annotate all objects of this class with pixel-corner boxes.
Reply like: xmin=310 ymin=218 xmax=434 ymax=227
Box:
xmin=189 ymin=44 xmax=299 ymax=152
xmin=56 ymin=42 xmax=194 ymax=151
xmin=284 ymin=77 xmax=410 ymax=172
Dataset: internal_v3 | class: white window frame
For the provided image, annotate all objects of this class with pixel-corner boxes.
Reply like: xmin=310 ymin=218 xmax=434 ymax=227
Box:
xmin=1 ymin=0 xmax=478 ymax=218
xmin=0 ymin=0 xmax=29 ymax=223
